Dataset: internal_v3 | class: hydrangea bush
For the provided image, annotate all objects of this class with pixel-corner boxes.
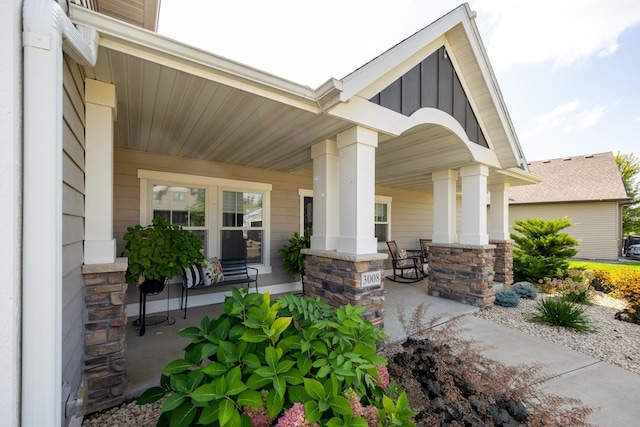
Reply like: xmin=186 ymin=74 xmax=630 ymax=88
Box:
xmin=137 ymin=289 xmax=414 ymax=427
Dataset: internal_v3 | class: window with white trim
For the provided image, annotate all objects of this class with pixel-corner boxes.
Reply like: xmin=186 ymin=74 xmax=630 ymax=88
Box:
xmin=138 ymin=170 xmax=272 ymax=272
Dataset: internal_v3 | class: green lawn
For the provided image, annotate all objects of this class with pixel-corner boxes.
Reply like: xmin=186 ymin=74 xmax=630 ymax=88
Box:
xmin=569 ymin=259 xmax=640 ymax=272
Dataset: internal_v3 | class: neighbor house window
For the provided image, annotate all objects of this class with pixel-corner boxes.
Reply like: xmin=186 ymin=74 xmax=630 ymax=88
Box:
xmin=138 ymin=170 xmax=272 ymax=273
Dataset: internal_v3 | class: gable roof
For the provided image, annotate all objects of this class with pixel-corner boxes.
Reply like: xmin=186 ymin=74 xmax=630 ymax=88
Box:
xmin=509 ymin=152 xmax=629 ymax=204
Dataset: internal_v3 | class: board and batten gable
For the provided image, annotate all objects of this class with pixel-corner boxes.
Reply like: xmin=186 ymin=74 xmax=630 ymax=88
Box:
xmin=62 ymin=54 xmax=87 ymax=425
xmin=509 ymin=202 xmax=622 ymax=261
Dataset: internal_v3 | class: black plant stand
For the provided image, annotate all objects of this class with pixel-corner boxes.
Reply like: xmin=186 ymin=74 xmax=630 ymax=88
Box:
xmin=133 ymin=278 xmax=175 ymax=336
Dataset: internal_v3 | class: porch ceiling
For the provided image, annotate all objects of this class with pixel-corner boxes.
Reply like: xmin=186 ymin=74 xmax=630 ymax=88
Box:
xmin=74 ymin=5 xmax=537 ymax=194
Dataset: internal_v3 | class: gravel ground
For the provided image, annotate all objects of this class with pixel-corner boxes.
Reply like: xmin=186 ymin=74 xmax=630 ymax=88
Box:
xmin=82 ymin=292 xmax=639 ymax=426
xmin=473 ymin=292 xmax=640 ymax=375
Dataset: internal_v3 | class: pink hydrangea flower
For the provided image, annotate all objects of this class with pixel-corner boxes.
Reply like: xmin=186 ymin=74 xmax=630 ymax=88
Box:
xmin=276 ymin=403 xmax=316 ymax=427
xmin=377 ymin=365 xmax=390 ymax=389
xmin=243 ymin=405 xmax=269 ymax=427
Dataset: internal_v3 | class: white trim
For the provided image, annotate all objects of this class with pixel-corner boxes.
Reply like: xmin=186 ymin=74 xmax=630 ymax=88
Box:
xmin=138 ymin=170 xmax=272 ymax=273
xmin=22 ymin=0 xmax=97 ymax=425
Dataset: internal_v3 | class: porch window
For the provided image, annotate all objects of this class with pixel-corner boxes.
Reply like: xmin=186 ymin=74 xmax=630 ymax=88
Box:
xmin=221 ymin=191 xmax=264 ymax=264
xmin=153 ymin=184 xmax=207 ymax=253
xmin=375 ymin=196 xmax=392 ymax=245
xmin=138 ymin=170 xmax=272 ymax=273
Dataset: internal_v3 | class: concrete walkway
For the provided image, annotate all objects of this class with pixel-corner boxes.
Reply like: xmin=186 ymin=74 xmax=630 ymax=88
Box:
xmin=125 ymin=280 xmax=640 ymax=426
xmin=382 ymin=280 xmax=640 ymax=427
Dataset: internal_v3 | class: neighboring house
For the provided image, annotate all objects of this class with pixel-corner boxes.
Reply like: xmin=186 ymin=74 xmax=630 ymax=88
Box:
xmin=508 ymin=152 xmax=630 ymax=261
xmin=3 ymin=1 xmax=540 ymax=426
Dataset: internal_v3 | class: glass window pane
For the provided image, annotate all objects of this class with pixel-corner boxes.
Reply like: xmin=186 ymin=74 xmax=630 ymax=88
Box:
xmin=375 ymin=224 xmax=388 ymax=242
xmin=153 ymin=184 xmax=206 ymax=228
xmin=374 ymin=203 xmax=387 ymax=222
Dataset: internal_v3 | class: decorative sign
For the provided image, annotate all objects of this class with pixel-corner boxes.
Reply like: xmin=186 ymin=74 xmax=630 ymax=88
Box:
xmin=361 ymin=270 xmax=382 ymax=287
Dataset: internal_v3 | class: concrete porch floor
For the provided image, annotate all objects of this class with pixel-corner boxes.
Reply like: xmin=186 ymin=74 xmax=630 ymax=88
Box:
xmin=123 ymin=279 xmax=477 ymax=400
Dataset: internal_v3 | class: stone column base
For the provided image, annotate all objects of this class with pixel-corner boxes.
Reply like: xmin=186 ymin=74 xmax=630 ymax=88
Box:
xmin=301 ymin=249 xmax=387 ymax=327
xmin=490 ymin=240 xmax=514 ymax=287
xmin=427 ymin=243 xmax=496 ymax=307
xmin=82 ymin=258 xmax=128 ymax=414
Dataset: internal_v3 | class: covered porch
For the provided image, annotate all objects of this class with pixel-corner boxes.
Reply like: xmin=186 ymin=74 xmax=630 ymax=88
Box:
xmin=123 ymin=279 xmax=480 ymax=400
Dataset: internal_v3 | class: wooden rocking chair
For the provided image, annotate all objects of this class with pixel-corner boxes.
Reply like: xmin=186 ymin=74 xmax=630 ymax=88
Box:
xmin=386 ymin=240 xmax=425 ymax=283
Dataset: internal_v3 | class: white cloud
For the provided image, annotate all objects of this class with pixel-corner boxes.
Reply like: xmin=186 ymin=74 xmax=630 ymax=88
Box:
xmin=534 ymin=100 xmax=580 ymax=131
xmin=472 ymin=0 xmax=640 ymax=72
xmin=577 ymin=105 xmax=605 ymax=129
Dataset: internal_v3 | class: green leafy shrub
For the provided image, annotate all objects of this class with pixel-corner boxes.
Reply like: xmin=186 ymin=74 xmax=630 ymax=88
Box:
xmin=529 ymin=298 xmax=595 ymax=333
xmin=511 ymin=284 xmax=538 ymax=299
xmin=511 ymin=218 xmax=579 ymax=283
xmin=137 ymin=289 xmax=414 ymax=427
xmin=494 ymin=290 xmax=520 ymax=307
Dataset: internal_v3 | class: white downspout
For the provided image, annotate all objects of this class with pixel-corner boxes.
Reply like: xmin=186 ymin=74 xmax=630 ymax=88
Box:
xmin=22 ymin=1 xmax=97 ymax=425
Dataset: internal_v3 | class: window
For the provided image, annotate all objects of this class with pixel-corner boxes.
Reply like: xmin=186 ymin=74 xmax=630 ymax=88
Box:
xmin=375 ymin=196 xmax=392 ymax=246
xmin=221 ymin=191 xmax=264 ymax=263
xmin=298 ymin=191 xmax=391 ymax=247
xmin=139 ymin=170 xmax=272 ymax=273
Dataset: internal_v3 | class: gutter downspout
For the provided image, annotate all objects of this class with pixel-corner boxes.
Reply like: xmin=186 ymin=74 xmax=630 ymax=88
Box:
xmin=22 ymin=1 xmax=97 ymax=425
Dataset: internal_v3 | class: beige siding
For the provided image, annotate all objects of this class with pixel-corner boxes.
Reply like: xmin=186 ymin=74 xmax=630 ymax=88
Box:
xmin=61 ymin=55 xmax=86 ymax=424
xmin=114 ymin=149 xmax=314 ymax=305
xmin=509 ymin=202 xmax=621 ymax=261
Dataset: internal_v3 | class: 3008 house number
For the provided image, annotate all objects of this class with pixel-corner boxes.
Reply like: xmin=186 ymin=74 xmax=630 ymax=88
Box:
xmin=361 ymin=270 xmax=382 ymax=286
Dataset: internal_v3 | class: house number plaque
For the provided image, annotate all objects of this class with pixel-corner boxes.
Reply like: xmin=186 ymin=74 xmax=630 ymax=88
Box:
xmin=361 ymin=270 xmax=382 ymax=287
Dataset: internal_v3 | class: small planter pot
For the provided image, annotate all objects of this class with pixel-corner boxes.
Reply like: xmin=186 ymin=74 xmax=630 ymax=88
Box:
xmin=139 ymin=277 xmax=166 ymax=295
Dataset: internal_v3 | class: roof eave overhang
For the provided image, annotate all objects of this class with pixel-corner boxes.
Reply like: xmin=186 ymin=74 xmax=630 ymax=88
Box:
xmin=69 ymin=3 xmax=328 ymax=114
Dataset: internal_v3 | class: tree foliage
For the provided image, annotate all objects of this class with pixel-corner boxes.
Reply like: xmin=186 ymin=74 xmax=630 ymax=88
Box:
xmin=511 ymin=217 xmax=579 ymax=282
xmin=616 ymin=152 xmax=640 ymax=234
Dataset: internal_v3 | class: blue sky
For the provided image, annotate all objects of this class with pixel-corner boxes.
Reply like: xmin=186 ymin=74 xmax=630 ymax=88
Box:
xmin=158 ymin=0 xmax=640 ymax=162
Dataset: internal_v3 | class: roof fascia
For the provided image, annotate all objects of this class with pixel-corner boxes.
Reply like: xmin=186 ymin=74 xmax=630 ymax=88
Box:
xmin=494 ymin=167 xmax=542 ymax=186
xmin=459 ymin=10 xmax=529 ymax=170
xmin=69 ymin=4 xmax=330 ymax=113
xmin=338 ymin=5 xmax=468 ymax=102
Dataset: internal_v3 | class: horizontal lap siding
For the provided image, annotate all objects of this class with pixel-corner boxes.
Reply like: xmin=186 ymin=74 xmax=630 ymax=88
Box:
xmin=114 ymin=150 xmax=313 ymax=305
xmin=62 ymin=56 xmax=86 ymax=426
xmin=376 ymin=185 xmax=433 ymax=268
xmin=509 ymin=202 xmax=621 ymax=261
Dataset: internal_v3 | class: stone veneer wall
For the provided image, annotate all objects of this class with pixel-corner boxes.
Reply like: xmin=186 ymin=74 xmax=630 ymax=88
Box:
xmin=301 ymin=249 xmax=388 ymax=327
xmin=490 ymin=240 xmax=514 ymax=287
xmin=427 ymin=243 xmax=496 ymax=307
xmin=81 ymin=258 xmax=128 ymax=414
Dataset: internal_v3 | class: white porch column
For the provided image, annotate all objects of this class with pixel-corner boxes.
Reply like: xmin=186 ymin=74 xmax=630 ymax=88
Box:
xmin=84 ymin=79 xmax=117 ymax=264
xmin=432 ymin=169 xmax=458 ymax=244
xmin=336 ymin=126 xmax=378 ymax=254
xmin=488 ymin=183 xmax=511 ymax=240
xmin=460 ymin=164 xmax=489 ymax=245
xmin=310 ymin=139 xmax=339 ymax=250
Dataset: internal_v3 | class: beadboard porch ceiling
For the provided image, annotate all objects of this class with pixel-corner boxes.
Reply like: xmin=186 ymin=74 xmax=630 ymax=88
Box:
xmin=72 ymin=5 xmax=535 ymax=193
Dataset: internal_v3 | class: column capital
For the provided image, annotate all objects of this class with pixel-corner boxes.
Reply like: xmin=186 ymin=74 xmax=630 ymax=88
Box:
xmin=432 ymin=169 xmax=458 ymax=182
xmin=85 ymin=79 xmax=116 ymax=114
xmin=311 ymin=139 xmax=338 ymax=159
xmin=459 ymin=163 xmax=489 ymax=178
xmin=337 ymin=126 xmax=378 ymax=149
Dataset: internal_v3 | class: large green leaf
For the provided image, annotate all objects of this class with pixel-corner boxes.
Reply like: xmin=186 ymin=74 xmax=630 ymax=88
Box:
xmin=191 ymin=383 xmax=219 ymax=403
xmin=218 ymin=399 xmax=237 ymax=426
xmin=272 ymin=375 xmax=286 ymax=398
xmin=281 ymin=367 xmax=303 ymax=385
xmin=330 ymin=395 xmax=354 ymax=416
xmin=270 ymin=317 xmax=292 ymax=338
xmin=241 ymin=328 xmax=268 ymax=343
xmin=266 ymin=390 xmax=284 ymax=419
xmin=161 ymin=393 xmax=186 ymax=413
xmin=186 ymin=370 xmax=205 ymax=392
xmin=202 ymin=362 xmax=227 ymax=378
xmin=179 ymin=326 xmax=203 ymax=341
xmin=163 ymin=359 xmax=193 ymax=374
xmin=242 ymin=353 xmax=262 ymax=369
xmin=197 ymin=403 xmax=219 ymax=426
xmin=136 ymin=386 xmax=166 ymax=405
xmin=265 ymin=346 xmax=279 ymax=368
xmin=237 ymin=389 xmax=264 ymax=408
xmin=304 ymin=378 xmax=325 ymax=400
xmin=169 ymin=400 xmax=198 ymax=427
xmin=246 ymin=372 xmax=272 ymax=389
xmin=305 ymin=401 xmax=321 ymax=424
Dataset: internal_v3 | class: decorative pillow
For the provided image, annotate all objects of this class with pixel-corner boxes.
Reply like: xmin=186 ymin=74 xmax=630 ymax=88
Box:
xmin=201 ymin=257 xmax=224 ymax=286
xmin=397 ymin=248 xmax=409 ymax=267
xmin=182 ymin=264 xmax=204 ymax=288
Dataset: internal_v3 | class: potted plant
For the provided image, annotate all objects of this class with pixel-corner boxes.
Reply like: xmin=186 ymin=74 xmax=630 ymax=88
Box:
xmin=279 ymin=228 xmax=311 ymax=280
xmin=122 ymin=216 xmax=204 ymax=293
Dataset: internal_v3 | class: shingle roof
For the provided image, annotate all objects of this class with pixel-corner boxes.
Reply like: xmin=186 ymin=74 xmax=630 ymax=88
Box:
xmin=508 ymin=152 xmax=629 ymax=204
